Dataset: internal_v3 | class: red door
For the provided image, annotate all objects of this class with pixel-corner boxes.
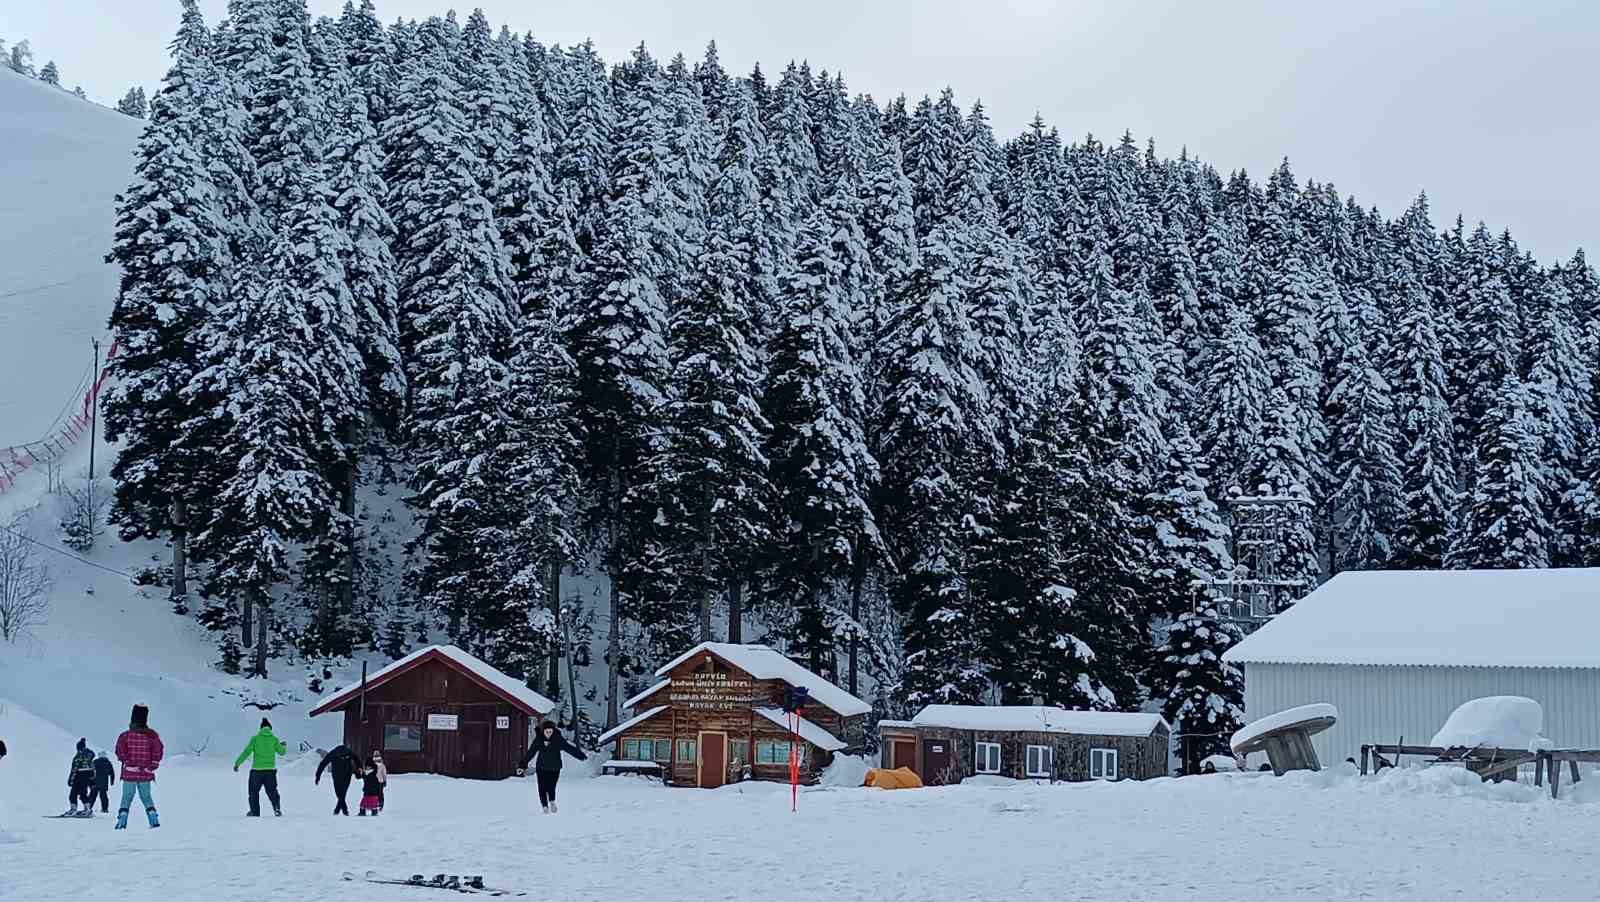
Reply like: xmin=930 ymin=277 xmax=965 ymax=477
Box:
xmin=699 ymin=732 xmax=727 ymax=789
xmin=922 ymin=738 xmax=953 ymax=785
xmin=892 ymin=740 xmax=916 ymax=771
xmin=460 ymin=723 xmax=491 ymax=779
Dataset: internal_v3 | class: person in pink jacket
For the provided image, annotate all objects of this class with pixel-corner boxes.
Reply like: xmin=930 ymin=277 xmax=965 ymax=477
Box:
xmin=113 ymin=703 xmax=163 ymax=829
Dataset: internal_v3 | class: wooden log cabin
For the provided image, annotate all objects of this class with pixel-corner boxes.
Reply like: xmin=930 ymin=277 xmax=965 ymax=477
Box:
xmin=879 ymin=705 xmax=1169 ymax=785
xmin=598 ymin=642 xmax=870 ymax=787
xmin=309 ymin=645 xmax=556 ymax=779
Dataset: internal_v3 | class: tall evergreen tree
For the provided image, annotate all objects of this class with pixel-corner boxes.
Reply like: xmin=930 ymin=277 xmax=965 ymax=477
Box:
xmin=1449 ymin=376 xmax=1550 ymax=569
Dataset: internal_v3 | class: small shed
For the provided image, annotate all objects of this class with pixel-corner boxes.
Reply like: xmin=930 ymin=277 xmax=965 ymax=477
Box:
xmin=1223 ymin=569 xmax=1600 ymax=765
xmin=309 ymin=645 xmax=555 ymax=780
xmin=598 ymin=642 xmax=870 ymax=788
xmin=880 ymin=705 xmax=1170 ymax=785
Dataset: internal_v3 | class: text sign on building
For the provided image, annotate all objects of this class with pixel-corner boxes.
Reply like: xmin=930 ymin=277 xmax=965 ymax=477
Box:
xmin=495 ymin=716 xmax=510 ymax=730
xmin=426 ymin=713 xmax=459 ymax=731
xmin=668 ymin=671 xmax=753 ymax=711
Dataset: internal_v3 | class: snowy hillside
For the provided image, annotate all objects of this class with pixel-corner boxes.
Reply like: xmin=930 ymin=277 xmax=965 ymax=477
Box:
xmin=0 ymin=68 xmax=347 ymax=764
xmin=0 ymin=69 xmax=136 ymax=445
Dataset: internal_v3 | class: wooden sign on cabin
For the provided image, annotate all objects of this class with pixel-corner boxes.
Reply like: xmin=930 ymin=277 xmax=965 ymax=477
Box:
xmin=667 ymin=670 xmax=753 ymax=711
xmin=427 ymin=713 xmax=459 ymax=731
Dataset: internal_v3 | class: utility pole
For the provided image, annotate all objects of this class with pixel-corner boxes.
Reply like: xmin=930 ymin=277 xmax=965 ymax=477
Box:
xmin=88 ymin=338 xmax=99 ymax=480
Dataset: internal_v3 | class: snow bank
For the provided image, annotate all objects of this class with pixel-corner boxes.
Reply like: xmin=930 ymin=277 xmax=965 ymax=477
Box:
xmin=1231 ymin=703 xmax=1338 ymax=753
xmin=820 ymin=753 xmax=870 ymax=788
xmin=1429 ymin=696 xmax=1549 ymax=751
xmin=961 ymin=774 xmax=1019 ymax=787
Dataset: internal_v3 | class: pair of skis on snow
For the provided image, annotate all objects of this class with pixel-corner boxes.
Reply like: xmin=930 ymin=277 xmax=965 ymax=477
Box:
xmin=343 ymin=871 xmax=525 ymax=896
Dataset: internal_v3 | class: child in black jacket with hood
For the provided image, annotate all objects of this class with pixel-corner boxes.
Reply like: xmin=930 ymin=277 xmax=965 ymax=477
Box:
xmin=88 ymin=750 xmax=116 ymax=813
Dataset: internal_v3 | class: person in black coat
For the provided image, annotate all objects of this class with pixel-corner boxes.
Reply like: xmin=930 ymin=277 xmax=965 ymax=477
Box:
xmin=315 ymin=744 xmax=360 ymax=816
xmin=519 ymin=723 xmax=586 ymax=814
xmin=88 ymin=750 xmax=116 ymax=813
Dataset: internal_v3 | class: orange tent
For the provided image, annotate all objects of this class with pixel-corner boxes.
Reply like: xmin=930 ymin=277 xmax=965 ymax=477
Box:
xmin=864 ymin=766 xmax=923 ymax=789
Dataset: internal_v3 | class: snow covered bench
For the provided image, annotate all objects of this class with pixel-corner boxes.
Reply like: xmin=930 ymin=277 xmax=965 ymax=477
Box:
xmin=601 ymin=760 xmax=665 ymax=780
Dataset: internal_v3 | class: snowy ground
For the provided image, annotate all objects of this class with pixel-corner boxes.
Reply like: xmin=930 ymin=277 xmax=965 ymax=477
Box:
xmin=3 ymin=714 xmax=1599 ymax=902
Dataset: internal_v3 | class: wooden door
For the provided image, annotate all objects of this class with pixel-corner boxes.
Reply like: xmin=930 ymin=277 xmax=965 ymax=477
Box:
xmin=460 ymin=723 xmax=491 ymax=779
xmin=922 ymin=738 xmax=953 ymax=785
xmin=699 ymin=732 xmax=727 ymax=789
xmin=891 ymin=740 xmax=915 ymax=771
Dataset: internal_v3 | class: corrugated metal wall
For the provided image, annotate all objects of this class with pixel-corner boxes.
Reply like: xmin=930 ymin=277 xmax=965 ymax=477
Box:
xmin=1243 ymin=663 xmax=1600 ymax=764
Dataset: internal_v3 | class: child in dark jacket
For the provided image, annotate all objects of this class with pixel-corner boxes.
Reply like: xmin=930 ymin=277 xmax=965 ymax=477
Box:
xmin=64 ymin=738 xmax=95 ymax=817
xmin=357 ymin=756 xmax=384 ymax=816
xmin=88 ymin=750 xmax=116 ymax=813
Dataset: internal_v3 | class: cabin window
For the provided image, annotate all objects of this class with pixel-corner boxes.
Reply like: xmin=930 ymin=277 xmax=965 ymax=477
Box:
xmin=1025 ymin=745 xmax=1053 ymax=778
xmin=622 ymin=739 xmax=663 ymax=761
xmin=677 ymin=739 xmax=697 ymax=763
xmin=728 ymin=739 xmax=749 ymax=765
xmin=1090 ymin=748 xmax=1119 ymax=780
xmin=653 ymin=739 xmax=671 ymax=761
xmin=755 ymin=740 xmax=793 ymax=764
xmin=383 ymin=724 xmax=423 ymax=752
xmin=975 ymin=741 xmax=1001 ymax=774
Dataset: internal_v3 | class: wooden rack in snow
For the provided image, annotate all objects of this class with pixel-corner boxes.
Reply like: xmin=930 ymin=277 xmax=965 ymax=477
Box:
xmin=1359 ymin=743 xmax=1600 ymax=799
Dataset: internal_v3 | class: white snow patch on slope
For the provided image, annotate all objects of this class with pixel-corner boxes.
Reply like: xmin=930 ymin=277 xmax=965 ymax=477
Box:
xmin=0 ymin=70 xmax=138 ymax=443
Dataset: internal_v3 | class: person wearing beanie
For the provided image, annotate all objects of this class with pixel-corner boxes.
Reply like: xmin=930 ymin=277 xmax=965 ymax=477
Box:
xmin=114 ymin=704 xmax=163 ymax=829
xmin=63 ymin=738 xmax=96 ymax=817
xmin=234 ymin=717 xmax=288 ymax=817
xmin=88 ymin=748 xmax=116 ymax=813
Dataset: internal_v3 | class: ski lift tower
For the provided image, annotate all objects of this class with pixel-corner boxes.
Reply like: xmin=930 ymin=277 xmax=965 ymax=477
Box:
xmin=1197 ymin=486 xmax=1315 ymax=634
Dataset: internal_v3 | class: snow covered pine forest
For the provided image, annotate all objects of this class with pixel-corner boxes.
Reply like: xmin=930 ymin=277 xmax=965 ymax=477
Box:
xmin=107 ymin=0 xmax=1599 ymax=749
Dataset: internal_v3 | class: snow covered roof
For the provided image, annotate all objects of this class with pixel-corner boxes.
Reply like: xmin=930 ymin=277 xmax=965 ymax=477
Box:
xmin=876 ymin=720 xmax=917 ymax=730
xmin=754 ymin=707 xmax=847 ymax=752
xmin=596 ymin=705 xmax=670 ymax=746
xmin=309 ymin=645 xmax=556 ymax=718
xmin=910 ymin=705 xmax=1168 ymax=737
xmin=653 ymin=643 xmax=872 ymax=717
xmin=1223 ymin=568 xmax=1600 ymax=669
xmin=623 ymin=680 xmax=670 ymax=711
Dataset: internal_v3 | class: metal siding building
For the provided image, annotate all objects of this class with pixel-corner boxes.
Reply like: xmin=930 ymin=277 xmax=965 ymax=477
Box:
xmin=1241 ymin=663 xmax=1600 ymax=764
xmin=1226 ymin=569 xmax=1600 ymax=764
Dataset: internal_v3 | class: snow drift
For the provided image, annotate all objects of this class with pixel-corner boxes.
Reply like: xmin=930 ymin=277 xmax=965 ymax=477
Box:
xmin=1430 ymin=696 xmax=1551 ymax=751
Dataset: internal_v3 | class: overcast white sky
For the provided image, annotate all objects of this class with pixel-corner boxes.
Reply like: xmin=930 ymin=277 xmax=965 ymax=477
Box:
xmin=6 ymin=0 xmax=1594 ymax=261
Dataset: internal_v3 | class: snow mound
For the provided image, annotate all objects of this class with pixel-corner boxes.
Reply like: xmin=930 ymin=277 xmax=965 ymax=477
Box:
xmin=820 ymin=753 xmax=870 ymax=787
xmin=1231 ymin=703 xmax=1338 ymax=753
xmin=1429 ymin=697 xmax=1549 ymax=751
xmin=961 ymin=774 xmax=1019 ymax=787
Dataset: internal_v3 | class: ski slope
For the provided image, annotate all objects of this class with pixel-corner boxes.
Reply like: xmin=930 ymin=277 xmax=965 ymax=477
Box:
xmin=0 ymin=67 xmax=345 ymax=769
xmin=0 ymin=70 xmax=138 ymax=446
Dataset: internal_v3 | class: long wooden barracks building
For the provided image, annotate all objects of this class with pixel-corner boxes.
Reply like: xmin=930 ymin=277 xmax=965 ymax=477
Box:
xmin=599 ymin=642 xmax=870 ymax=787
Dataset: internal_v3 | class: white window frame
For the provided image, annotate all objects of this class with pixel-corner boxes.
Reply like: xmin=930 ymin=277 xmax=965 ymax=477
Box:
xmin=1089 ymin=747 xmax=1119 ymax=781
xmin=1025 ymin=744 xmax=1053 ymax=778
xmin=974 ymin=741 xmax=1001 ymax=775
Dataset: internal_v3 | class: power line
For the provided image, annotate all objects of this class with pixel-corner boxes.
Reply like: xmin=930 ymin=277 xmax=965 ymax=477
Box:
xmin=0 ymin=521 xmax=139 ymax=581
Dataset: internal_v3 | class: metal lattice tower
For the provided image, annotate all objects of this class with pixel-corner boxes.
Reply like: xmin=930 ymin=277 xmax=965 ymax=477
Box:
xmin=1195 ymin=490 xmax=1314 ymax=633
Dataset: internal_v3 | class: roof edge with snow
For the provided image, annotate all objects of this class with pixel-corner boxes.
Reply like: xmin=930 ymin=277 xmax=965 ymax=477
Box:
xmin=596 ymin=705 xmax=671 ymax=746
xmin=309 ymin=645 xmax=555 ymax=718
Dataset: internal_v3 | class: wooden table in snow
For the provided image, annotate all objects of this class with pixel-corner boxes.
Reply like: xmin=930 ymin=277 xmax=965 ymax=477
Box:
xmin=1359 ymin=744 xmax=1600 ymax=799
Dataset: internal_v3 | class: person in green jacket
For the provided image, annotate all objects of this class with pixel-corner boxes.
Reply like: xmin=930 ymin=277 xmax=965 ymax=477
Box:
xmin=233 ymin=718 xmax=288 ymax=817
